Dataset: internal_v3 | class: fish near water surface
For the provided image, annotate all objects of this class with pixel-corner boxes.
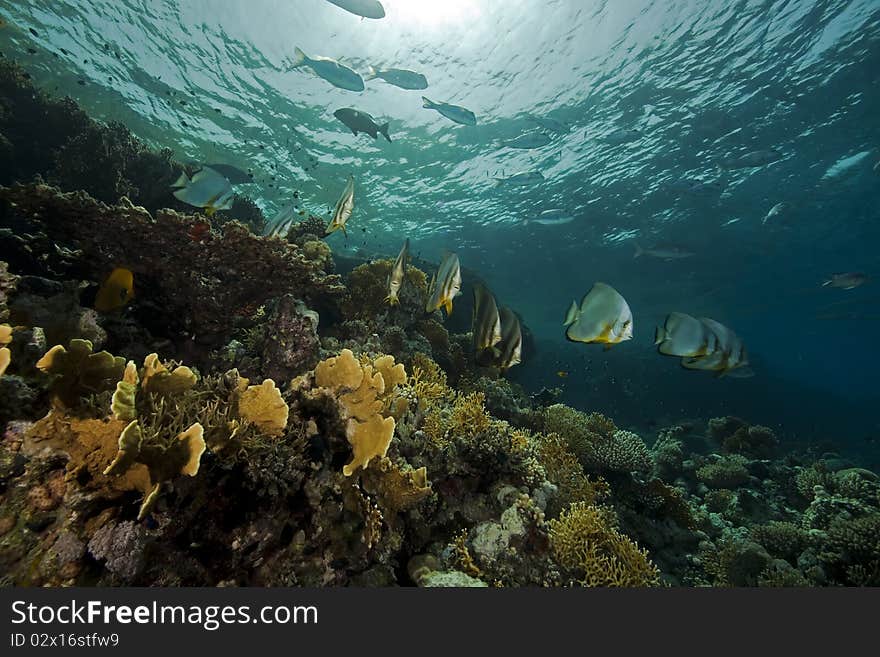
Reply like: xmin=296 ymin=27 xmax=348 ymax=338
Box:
xmin=523 ymin=208 xmax=574 ymax=226
xmin=290 ymin=47 xmax=364 ymax=92
xmin=326 ymin=175 xmax=355 ymax=236
xmin=385 ymin=238 xmax=409 ymax=305
xmin=325 ymin=0 xmax=385 ymax=19
xmin=334 ymin=108 xmax=391 ymax=142
xmin=425 ymin=252 xmax=462 ymax=316
xmin=634 ymin=243 xmax=695 ymax=260
xmin=564 ymin=282 xmax=633 ymax=348
xmin=503 ymin=132 xmax=551 ymax=149
xmin=719 ymin=148 xmax=782 ymax=169
xmin=422 ymin=96 xmax=476 ymax=126
xmin=365 ymin=66 xmax=427 ymax=90
xmin=494 ymin=171 xmax=545 ymax=187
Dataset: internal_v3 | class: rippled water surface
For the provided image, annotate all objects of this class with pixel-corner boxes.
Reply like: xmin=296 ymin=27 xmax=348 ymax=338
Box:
xmin=2 ymin=0 xmax=879 ymax=442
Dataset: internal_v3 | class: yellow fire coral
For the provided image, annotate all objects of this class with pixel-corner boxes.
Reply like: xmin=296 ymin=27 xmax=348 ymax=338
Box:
xmin=36 ymin=338 xmax=126 ymax=407
xmin=361 ymin=456 xmax=432 ymax=515
xmin=238 ymin=379 xmax=289 ymax=437
xmin=142 ymin=353 xmax=198 ymax=395
xmin=0 ymin=323 xmax=11 ymax=377
xmin=313 ymin=349 xmax=406 ymax=476
xmin=549 ymin=501 xmax=660 ymax=587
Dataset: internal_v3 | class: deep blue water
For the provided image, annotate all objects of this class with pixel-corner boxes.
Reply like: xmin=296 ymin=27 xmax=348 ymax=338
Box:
xmin=1 ymin=0 xmax=878 ymax=455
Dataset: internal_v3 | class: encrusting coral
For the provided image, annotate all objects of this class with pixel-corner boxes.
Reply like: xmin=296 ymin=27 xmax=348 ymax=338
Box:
xmin=0 ymin=183 xmax=345 ymax=348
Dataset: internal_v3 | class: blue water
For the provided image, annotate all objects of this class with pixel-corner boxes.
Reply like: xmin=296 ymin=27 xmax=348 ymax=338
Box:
xmin=2 ymin=0 xmax=878 ymax=448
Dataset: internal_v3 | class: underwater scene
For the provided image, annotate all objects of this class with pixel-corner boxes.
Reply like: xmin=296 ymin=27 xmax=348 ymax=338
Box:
xmin=0 ymin=0 xmax=878 ymax=588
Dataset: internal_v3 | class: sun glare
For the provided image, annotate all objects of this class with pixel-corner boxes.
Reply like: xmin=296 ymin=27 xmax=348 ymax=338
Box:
xmin=385 ymin=0 xmax=481 ymax=25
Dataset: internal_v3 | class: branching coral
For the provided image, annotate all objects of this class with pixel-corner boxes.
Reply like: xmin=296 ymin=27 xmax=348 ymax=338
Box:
xmin=710 ymin=416 xmax=778 ymax=458
xmin=341 ymin=259 xmax=428 ymax=323
xmin=548 ymin=501 xmax=660 ymax=587
xmin=534 ymin=432 xmax=608 ymax=512
xmin=360 ymin=457 xmax=432 ymax=517
xmin=749 ymin=521 xmax=810 ymax=563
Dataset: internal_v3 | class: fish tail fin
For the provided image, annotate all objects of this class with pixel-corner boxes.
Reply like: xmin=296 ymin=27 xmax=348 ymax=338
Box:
xmin=379 ymin=122 xmax=391 ymax=143
xmin=634 ymin=242 xmax=643 ymax=258
xmin=421 ymin=96 xmax=434 ymax=109
xmin=654 ymin=326 xmax=665 ymax=345
xmin=821 ymin=279 xmax=832 ymax=287
xmin=291 ymin=47 xmax=307 ymax=68
xmin=365 ymin=65 xmax=377 ymax=80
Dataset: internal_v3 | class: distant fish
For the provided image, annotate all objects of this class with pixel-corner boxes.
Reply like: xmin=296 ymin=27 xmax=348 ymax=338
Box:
xmin=655 ymin=312 xmax=718 ymax=358
xmin=325 ymin=0 xmax=385 ymax=19
xmin=822 ymin=272 xmax=867 ymax=290
xmin=326 ymin=175 xmax=355 ymax=236
xmin=95 ymin=267 xmax=134 ymax=313
xmin=425 ymin=252 xmax=462 ymax=316
xmin=634 ymin=243 xmax=695 ymax=260
xmin=171 ymin=166 xmax=234 ymax=216
xmin=503 ymin=132 xmax=551 ymax=149
xmin=202 ymin=163 xmax=252 ymax=185
xmin=385 ymin=238 xmax=409 ymax=305
xmin=365 ymin=66 xmax=427 ymax=90
xmin=289 ymin=47 xmax=364 ymax=92
xmin=762 ymin=202 xmax=791 ymax=225
xmin=556 ymin=370 xmax=568 ymax=378
xmin=564 ymin=282 xmax=633 ymax=348
xmin=719 ymin=148 xmax=782 ymax=169
xmin=472 ymin=283 xmax=502 ymax=365
xmin=523 ymin=208 xmax=574 ymax=226
xmin=495 ymin=307 xmax=523 ymax=371
xmin=527 ymin=116 xmax=569 ymax=134
xmin=494 ymin=170 xmax=544 ymax=187
xmin=422 ymin=96 xmax=476 ymax=126
xmin=605 ymin=128 xmax=641 ymax=144
xmin=333 ymin=108 xmax=391 ymax=142
xmin=666 ymin=179 xmax=723 ymax=196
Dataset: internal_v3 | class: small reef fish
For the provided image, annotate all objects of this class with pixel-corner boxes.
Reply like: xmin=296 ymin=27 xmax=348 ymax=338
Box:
xmin=556 ymin=370 xmax=568 ymax=378
xmin=325 ymin=0 xmax=385 ymax=19
xmin=523 ymin=208 xmax=573 ymax=226
xmin=385 ymin=238 xmax=409 ymax=305
xmin=290 ymin=47 xmax=365 ymax=92
xmin=634 ymin=243 xmax=695 ymax=260
xmin=605 ymin=128 xmax=641 ymax=144
xmin=472 ymin=283 xmax=502 ymax=365
xmin=334 ymin=108 xmax=391 ymax=142
xmin=365 ymin=66 xmax=427 ymax=90
xmin=822 ymin=272 xmax=867 ymax=290
xmin=425 ymin=252 xmax=462 ymax=316
xmin=494 ymin=171 xmax=545 ymax=187
xmin=95 ymin=267 xmax=134 ymax=313
xmin=719 ymin=148 xmax=782 ymax=169
xmin=564 ymin=282 xmax=633 ymax=348
xmin=503 ymin=132 xmax=551 ymax=149
xmin=655 ymin=312 xmax=718 ymax=358
xmin=762 ymin=202 xmax=791 ymax=225
xmin=495 ymin=307 xmax=522 ymax=371
xmin=422 ymin=96 xmax=476 ymax=126
xmin=171 ymin=166 xmax=234 ymax=216
xmin=666 ymin=179 xmax=723 ymax=196
xmin=326 ymin=175 xmax=355 ymax=236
